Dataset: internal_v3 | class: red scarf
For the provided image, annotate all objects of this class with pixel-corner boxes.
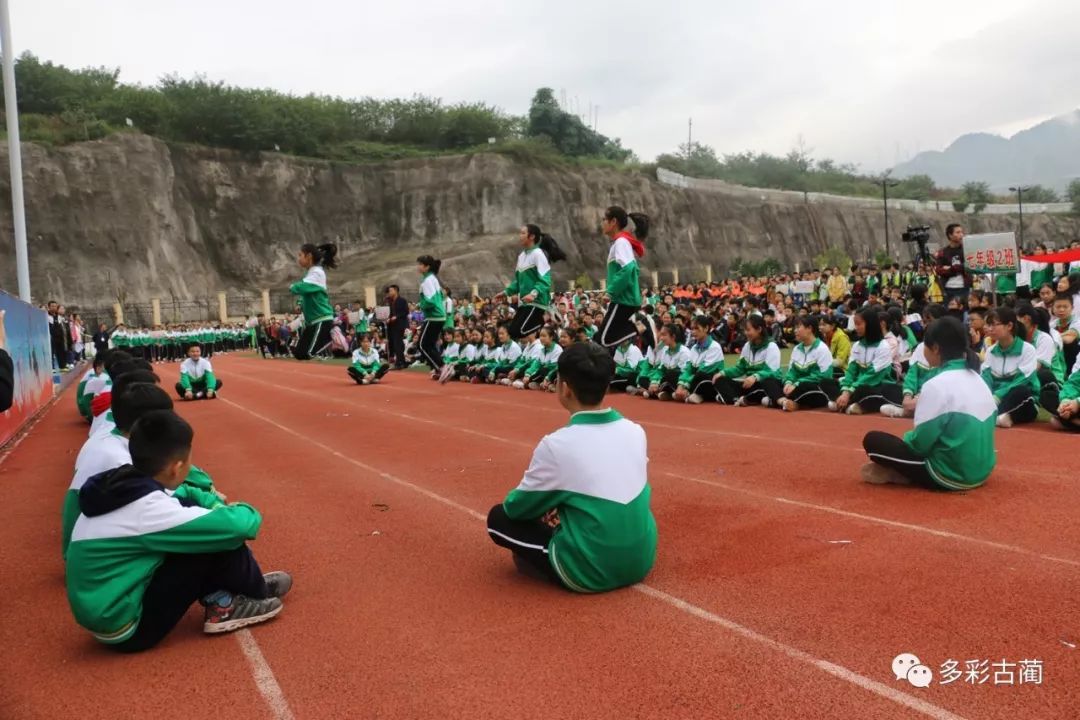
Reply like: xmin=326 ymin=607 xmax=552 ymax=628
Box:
xmin=614 ymin=230 xmax=645 ymax=258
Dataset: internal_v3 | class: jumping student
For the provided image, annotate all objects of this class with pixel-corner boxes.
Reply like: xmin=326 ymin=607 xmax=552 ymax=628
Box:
xmin=414 ymin=255 xmax=450 ymax=380
xmin=289 ymin=243 xmax=338 ymax=360
xmin=982 ymin=307 xmax=1040 ymax=428
xmin=597 ymin=206 xmax=648 ymax=348
xmin=515 ymin=326 xmax=562 ymax=390
xmin=176 ymin=344 xmax=221 ymax=400
xmin=861 ymin=316 xmax=996 ymax=490
xmin=66 ymin=410 xmax=290 ymax=652
xmin=1049 ymin=356 xmax=1080 ymax=432
xmin=496 ymin=224 xmax=567 ymax=340
xmin=834 ymin=307 xmax=901 ymax=415
xmin=713 ymin=315 xmax=782 ymax=406
xmin=347 ymin=334 xmax=388 ymax=385
xmin=882 ymin=303 xmax=948 ymax=419
xmin=485 ymin=342 xmax=657 ymax=592
xmin=644 ymin=323 xmax=691 ymax=401
xmin=778 ymin=316 xmax=837 ymax=412
xmin=611 ymin=338 xmax=644 ymax=393
xmin=674 ymin=315 xmax=725 ymax=404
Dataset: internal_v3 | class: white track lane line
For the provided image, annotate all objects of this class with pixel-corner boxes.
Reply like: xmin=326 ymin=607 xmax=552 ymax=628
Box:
xmin=219 ymin=396 xmax=968 ymax=720
xmin=232 ymin=374 xmax=1080 ymax=568
xmin=236 ymin=629 xmax=297 ymax=720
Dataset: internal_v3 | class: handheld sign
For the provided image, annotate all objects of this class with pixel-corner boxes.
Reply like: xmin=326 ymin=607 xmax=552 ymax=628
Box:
xmin=374 ymin=306 xmax=390 ymax=321
xmin=963 ymin=232 xmax=1019 ymax=274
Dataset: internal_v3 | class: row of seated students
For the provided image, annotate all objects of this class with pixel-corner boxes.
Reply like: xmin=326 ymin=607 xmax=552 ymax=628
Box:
xmin=64 ymin=348 xmax=288 ymax=652
xmin=615 ymin=301 xmax=1080 ymax=432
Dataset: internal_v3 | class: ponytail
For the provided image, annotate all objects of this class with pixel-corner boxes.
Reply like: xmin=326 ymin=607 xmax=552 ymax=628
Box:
xmin=417 ymin=254 xmax=442 ymax=275
xmin=923 ymin=316 xmax=980 ymax=371
xmin=628 ymin=212 xmax=650 ymax=241
xmin=301 ymin=242 xmax=339 ymax=270
xmin=525 ymin=223 xmax=567 ymax=264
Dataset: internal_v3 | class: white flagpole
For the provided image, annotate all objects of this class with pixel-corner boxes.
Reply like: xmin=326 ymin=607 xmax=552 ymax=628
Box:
xmin=1 ymin=0 xmax=31 ymax=302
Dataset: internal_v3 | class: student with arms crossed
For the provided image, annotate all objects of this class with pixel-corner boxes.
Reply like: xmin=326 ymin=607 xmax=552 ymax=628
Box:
xmin=486 ymin=342 xmax=657 ymax=592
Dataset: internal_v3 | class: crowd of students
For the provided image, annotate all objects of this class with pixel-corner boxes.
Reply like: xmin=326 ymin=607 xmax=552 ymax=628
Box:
xmin=64 ymin=347 xmax=287 ymax=652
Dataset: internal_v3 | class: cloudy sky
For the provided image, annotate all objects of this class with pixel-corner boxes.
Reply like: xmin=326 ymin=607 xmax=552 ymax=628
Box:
xmin=12 ymin=0 xmax=1080 ymax=170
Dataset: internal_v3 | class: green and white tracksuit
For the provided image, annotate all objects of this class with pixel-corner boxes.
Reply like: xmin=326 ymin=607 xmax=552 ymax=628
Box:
xmin=720 ymin=339 xmax=782 ymax=381
xmin=903 ymin=361 xmax=997 ymax=489
xmin=677 ymin=337 xmax=725 ymax=388
xmin=606 ymin=234 xmax=641 ymax=308
xmin=981 ymin=339 xmax=1040 ymax=401
xmin=179 ymin=357 xmax=218 ymax=393
xmin=524 ymin=342 xmax=562 ymax=382
xmin=1061 ymin=356 xmax=1080 ymax=403
xmin=418 ymin=273 xmax=446 ymax=322
xmin=514 ymin=339 xmax=543 ymax=375
xmin=289 ymin=266 xmax=334 ymax=326
xmin=785 ymin=339 xmax=834 ymax=386
xmin=76 ymin=369 xmax=98 ymax=421
xmin=441 ymin=342 xmax=461 ymax=366
xmin=66 ymin=465 xmax=256 ymax=645
xmin=456 ymin=343 xmax=478 ymax=372
xmin=349 ymin=347 xmax=385 ymax=376
xmin=903 ymin=343 xmax=939 ymax=398
xmin=647 ymin=343 xmax=691 ymax=387
xmin=500 ymin=409 xmax=657 ymax=592
xmin=1031 ymin=329 xmax=1066 ymax=386
xmin=614 ymin=342 xmax=644 ymax=382
xmin=841 ymin=341 xmax=894 ymax=393
xmin=506 ymin=246 xmax=553 ymax=309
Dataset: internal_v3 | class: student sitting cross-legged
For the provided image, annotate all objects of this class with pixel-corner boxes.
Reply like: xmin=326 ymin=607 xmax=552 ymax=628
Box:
xmin=1047 ymin=355 xmax=1080 ymax=432
xmin=176 ymin=344 xmax=221 ymax=400
xmin=861 ymin=316 xmax=996 ymax=490
xmin=713 ymin=315 xmax=783 ymax=406
xmin=347 ymin=334 xmax=388 ymax=385
xmin=65 ymin=410 xmax=290 ymax=652
xmin=778 ymin=316 xmax=839 ymax=412
xmin=981 ymin=307 xmax=1040 ymax=428
xmin=673 ymin=315 xmax=725 ymax=404
xmin=610 ymin=338 xmax=643 ymax=394
xmin=486 ymin=342 xmax=657 ymax=592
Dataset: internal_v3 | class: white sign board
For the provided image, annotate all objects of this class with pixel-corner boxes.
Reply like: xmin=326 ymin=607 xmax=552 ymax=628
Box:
xmin=793 ymin=281 xmax=816 ymax=295
xmin=374 ymin=306 xmax=390 ymax=321
xmin=963 ymin=232 xmax=1018 ymax=273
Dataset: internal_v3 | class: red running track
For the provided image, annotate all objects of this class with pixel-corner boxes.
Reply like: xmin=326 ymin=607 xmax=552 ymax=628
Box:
xmin=2 ymin=352 xmax=1077 ymax=719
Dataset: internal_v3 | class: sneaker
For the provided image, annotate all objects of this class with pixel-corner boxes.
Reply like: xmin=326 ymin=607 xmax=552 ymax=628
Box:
xmin=658 ymin=391 xmax=673 ymax=402
xmin=195 ymin=392 xmax=205 ymax=399
xmin=528 ymin=382 xmax=540 ymax=390
xmin=203 ymin=593 xmax=283 ymax=634
xmin=879 ymin=404 xmax=905 ymax=418
xmin=626 ymin=386 xmax=640 ymax=396
xmin=263 ymin=571 xmax=293 ymax=599
xmin=846 ymin=404 xmax=863 ymax=415
xmin=511 ymin=380 xmax=525 ymax=389
xmin=499 ymin=378 xmax=511 ymax=386
xmin=438 ymin=364 xmax=456 ymax=384
xmin=547 ymin=385 xmax=557 ymax=393
xmin=828 ymin=401 xmax=838 ymax=412
xmin=361 ymin=377 xmax=371 ymax=385
xmin=641 ymin=390 xmax=651 ymax=399
xmin=687 ymin=393 xmax=704 ymax=405
xmin=996 ymin=413 xmax=1013 ymax=429
xmin=734 ymin=397 xmax=747 ymax=407
xmin=761 ymin=397 xmax=772 ymax=408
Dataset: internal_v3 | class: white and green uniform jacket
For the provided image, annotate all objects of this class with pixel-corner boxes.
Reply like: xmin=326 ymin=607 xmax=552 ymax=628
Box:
xmin=66 ymin=465 xmax=257 ymax=645
xmin=514 ymin=339 xmax=543 ymax=373
xmin=614 ymin=343 xmax=644 ymax=379
xmin=493 ymin=340 xmax=522 ymax=368
xmin=418 ymin=272 xmax=446 ymax=322
xmin=506 ymin=246 xmax=553 ymax=309
xmin=647 ymin=343 xmax=691 ymax=383
xmin=502 ymin=409 xmax=657 ymax=592
xmin=980 ymin=338 xmax=1040 ymax=400
xmin=525 ymin=342 xmax=562 ymax=380
xmin=179 ymin=357 xmax=217 ymax=390
xmin=1061 ymin=356 xmax=1080 ymax=403
xmin=350 ymin=347 xmax=384 ymax=374
xmin=289 ymin=265 xmax=334 ymax=325
xmin=784 ymin=339 xmax=833 ymax=385
xmin=456 ymin=343 xmax=478 ymax=368
xmin=903 ymin=361 xmax=997 ymax=490
xmin=1031 ymin=329 xmax=1066 ymax=385
xmin=606 ymin=233 xmax=642 ymax=308
xmin=721 ymin=339 xmax=782 ymax=381
xmin=678 ymin=337 xmax=725 ymax=387
xmin=841 ymin=340 xmax=894 ymax=393
xmin=76 ymin=369 xmax=99 ymax=420
xmin=441 ymin=341 xmax=461 ymax=365
xmin=635 ymin=347 xmax=656 ymax=384
xmin=902 ymin=343 xmax=939 ymax=397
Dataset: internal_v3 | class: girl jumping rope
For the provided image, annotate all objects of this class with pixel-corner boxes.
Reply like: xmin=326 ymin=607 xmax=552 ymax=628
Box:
xmin=598 ymin=206 xmax=648 ymax=348
xmin=415 ymin=255 xmax=450 ymax=381
xmin=289 ymin=243 xmax=338 ymax=360
xmin=495 ymin=224 xmax=567 ymax=339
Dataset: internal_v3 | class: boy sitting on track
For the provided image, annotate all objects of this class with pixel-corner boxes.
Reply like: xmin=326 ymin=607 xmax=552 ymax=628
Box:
xmin=176 ymin=344 xmax=221 ymax=400
xmin=347 ymin=334 xmax=389 ymax=385
xmin=486 ymin=342 xmax=657 ymax=592
xmin=66 ymin=410 xmax=289 ymax=652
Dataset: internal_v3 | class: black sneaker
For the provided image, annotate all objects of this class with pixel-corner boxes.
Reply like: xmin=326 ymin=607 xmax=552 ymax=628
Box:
xmin=263 ymin=571 xmax=293 ymax=599
xmin=203 ymin=593 xmax=283 ymax=634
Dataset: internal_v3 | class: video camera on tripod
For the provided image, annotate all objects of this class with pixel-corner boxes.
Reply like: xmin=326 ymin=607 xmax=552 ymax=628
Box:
xmin=901 ymin=225 xmax=933 ymax=265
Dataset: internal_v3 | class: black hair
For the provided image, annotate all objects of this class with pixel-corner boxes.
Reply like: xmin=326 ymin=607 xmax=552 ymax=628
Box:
xmin=112 ymin=370 xmax=161 ymax=400
xmin=691 ymin=314 xmax=712 ymax=330
xmin=1055 ymin=292 xmax=1074 ymax=306
xmin=103 ymin=351 xmax=133 ymax=375
xmin=988 ymin=307 xmax=1019 ymax=338
xmin=129 ymin=410 xmax=194 ymax=477
xmin=556 ymin=342 xmax=613 ymax=406
xmin=659 ymin=322 xmax=681 ymax=341
xmin=909 ymin=284 xmax=927 ymax=304
xmin=112 ymin=383 xmax=174 ymax=432
xmin=417 ymin=255 xmax=442 ymax=275
xmin=923 ymin=316 xmax=980 ymax=371
xmin=538 ymin=325 xmax=556 ymax=340
xmin=856 ymin=306 xmax=885 ymax=343
xmin=795 ymin=315 xmax=820 ymax=336
xmin=93 ymin=350 xmax=108 ymax=371
xmin=1016 ymin=303 xmax=1051 ymax=335
xmin=525 ymin=224 xmax=568 ymax=264
xmin=886 ymin=306 xmax=904 ymax=336
xmin=743 ymin=313 xmax=767 ymax=337
xmin=945 ymin=223 xmax=963 ymax=240
xmin=387 ymin=284 xmax=400 ymax=294
xmin=300 ymin=243 xmax=338 ymax=270
xmin=604 ymin=206 xmax=650 ymax=240
xmin=819 ymin=314 xmax=839 ymax=328
xmin=923 ymin=303 xmax=948 ymax=322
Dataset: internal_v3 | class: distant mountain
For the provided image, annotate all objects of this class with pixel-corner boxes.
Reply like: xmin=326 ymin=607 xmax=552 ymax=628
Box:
xmin=892 ymin=109 xmax=1080 ymax=193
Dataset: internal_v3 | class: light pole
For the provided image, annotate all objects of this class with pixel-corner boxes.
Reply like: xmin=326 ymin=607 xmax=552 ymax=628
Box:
xmin=0 ymin=0 xmax=31 ymax=302
xmin=1008 ymin=185 xmax=1031 ymax=249
xmin=876 ymin=175 xmax=900 ymax=259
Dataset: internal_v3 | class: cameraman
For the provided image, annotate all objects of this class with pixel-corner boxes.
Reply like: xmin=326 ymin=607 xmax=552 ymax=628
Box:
xmin=935 ymin=223 xmax=970 ymax=306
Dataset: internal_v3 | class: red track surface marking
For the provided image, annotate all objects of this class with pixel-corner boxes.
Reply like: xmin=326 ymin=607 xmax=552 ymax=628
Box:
xmin=7 ymin=353 xmax=1077 ymax=719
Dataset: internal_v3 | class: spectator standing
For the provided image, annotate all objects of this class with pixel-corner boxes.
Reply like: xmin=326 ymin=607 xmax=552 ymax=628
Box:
xmin=386 ymin=284 xmax=410 ymax=369
xmin=935 ymin=223 xmax=970 ymax=306
xmin=93 ymin=323 xmax=112 ymax=356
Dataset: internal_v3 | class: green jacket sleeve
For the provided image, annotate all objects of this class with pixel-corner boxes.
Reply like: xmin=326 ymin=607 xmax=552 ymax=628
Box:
xmin=172 ymin=484 xmax=225 ymax=510
xmin=204 ymin=371 xmax=218 ymax=390
xmin=903 ymin=364 xmax=924 ymax=397
xmin=139 ymin=503 xmax=262 ymax=554
xmin=722 ymin=356 xmax=750 ymax=379
xmin=1062 ymin=368 xmax=1080 ymax=402
xmin=179 ymin=371 xmax=193 ymax=391
xmin=607 ymin=261 xmax=638 ymax=305
xmin=183 ymin=465 xmax=216 ymax=492
xmin=289 ymin=281 xmax=324 ymax=295
xmin=528 ymin=270 xmax=551 ymax=304
xmin=505 ymin=271 xmax=520 ymax=297
xmin=903 ymin=414 xmax=947 ymax=458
